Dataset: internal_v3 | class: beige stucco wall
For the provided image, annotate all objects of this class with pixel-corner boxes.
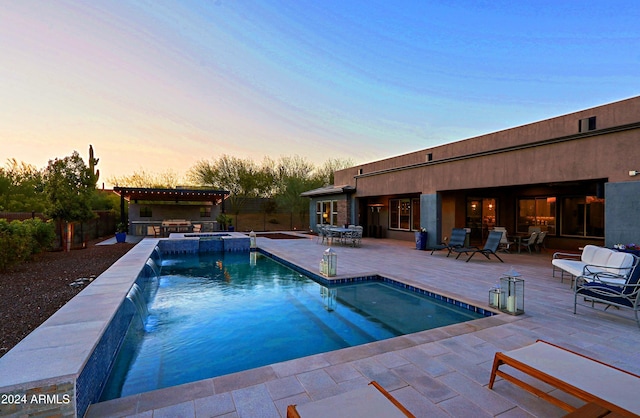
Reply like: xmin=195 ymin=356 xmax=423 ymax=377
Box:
xmin=336 ymin=96 xmax=640 ymax=196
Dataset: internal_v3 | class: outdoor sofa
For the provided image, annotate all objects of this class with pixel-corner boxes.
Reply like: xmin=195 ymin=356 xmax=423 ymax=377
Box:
xmin=552 ymin=245 xmax=637 ymax=286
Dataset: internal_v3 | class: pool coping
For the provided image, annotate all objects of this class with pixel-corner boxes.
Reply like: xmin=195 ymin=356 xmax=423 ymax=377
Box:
xmin=0 ymin=236 xmax=505 ymax=417
xmin=87 ymin=312 xmax=512 ymax=417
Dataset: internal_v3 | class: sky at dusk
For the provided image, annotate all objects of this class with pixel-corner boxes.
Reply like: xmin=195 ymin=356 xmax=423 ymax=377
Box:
xmin=2 ymin=1 xmax=639 ymax=187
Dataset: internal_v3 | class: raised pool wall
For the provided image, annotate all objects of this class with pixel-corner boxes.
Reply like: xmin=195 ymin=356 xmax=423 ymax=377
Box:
xmin=0 ymin=233 xmax=250 ymax=418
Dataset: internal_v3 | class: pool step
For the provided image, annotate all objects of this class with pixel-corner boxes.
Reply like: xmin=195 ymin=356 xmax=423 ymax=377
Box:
xmin=291 ymin=286 xmax=397 ymax=345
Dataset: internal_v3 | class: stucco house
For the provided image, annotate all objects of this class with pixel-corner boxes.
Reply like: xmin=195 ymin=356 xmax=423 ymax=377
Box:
xmin=303 ymin=96 xmax=640 ymax=250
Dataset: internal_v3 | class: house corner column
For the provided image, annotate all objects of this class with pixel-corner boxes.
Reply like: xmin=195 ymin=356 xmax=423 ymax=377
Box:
xmin=421 ymin=193 xmax=441 ymax=247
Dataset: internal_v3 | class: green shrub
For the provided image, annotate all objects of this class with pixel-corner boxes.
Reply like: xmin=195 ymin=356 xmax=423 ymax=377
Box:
xmin=0 ymin=218 xmax=55 ymax=272
xmin=22 ymin=218 xmax=55 ymax=254
xmin=0 ymin=219 xmax=30 ymax=271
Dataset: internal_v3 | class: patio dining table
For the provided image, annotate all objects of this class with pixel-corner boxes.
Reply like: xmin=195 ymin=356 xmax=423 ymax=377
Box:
xmin=508 ymin=235 xmax=523 ymax=253
xmin=327 ymin=227 xmax=351 ymax=245
xmin=161 ymin=220 xmax=193 ymax=236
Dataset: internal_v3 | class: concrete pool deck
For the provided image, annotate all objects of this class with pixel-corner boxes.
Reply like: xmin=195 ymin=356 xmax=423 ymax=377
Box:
xmin=7 ymin=233 xmax=640 ymax=417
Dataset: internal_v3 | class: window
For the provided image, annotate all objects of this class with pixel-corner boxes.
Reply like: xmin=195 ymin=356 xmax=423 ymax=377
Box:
xmin=579 ymin=116 xmax=596 ymax=132
xmin=389 ymin=198 xmax=420 ymax=231
xmin=517 ymin=197 xmax=556 ymax=234
xmin=561 ymin=196 xmax=604 ymax=238
xmin=200 ymin=206 xmax=212 ymax=217
xmin=426 ymin=153 xmax=433 ymax=162
xmin=316 ymin=200 xmax=338 ymax=225
xmin=412 ymin=198 xmax=421 ymax=230
xmin=140 ymin=207 xmax=152 ymax=218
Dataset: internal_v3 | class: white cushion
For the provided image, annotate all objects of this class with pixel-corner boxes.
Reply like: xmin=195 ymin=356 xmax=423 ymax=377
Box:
xmin=580 ymin=245 xmax=601 ymax=263
xmin=591 ymin=247 xmax=614 ymax=267
xmin=292 ymin=384 xmax=409 ymax=418
xmin=503 ymin=341 xmax=640 ymax=415
xmin=603 ymin=252 xmax=635 ymax=276
xmin=552 ymin=259 xmax=605 ymax=278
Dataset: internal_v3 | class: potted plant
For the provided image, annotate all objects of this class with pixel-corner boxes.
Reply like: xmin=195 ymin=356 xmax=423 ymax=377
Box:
xmin=115 ymin=222 xmax=127 ymax=243
xmin=216 ymin=214 xmax=234 ymax=231
xmin=415 ymin=228 xmax=428 ymax=250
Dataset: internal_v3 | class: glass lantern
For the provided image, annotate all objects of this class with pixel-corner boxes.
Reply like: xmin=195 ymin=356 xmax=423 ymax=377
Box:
xmin=488 ymin=286 xmax=504 ymax=310
xmin=500 ymin=273 xmax=524 ymax=315
xmin=322 ymin=248 xmax=337 ymax=277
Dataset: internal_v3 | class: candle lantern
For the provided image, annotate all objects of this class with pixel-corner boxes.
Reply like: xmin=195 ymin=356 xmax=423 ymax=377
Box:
xmin=249 ymin=230 xmax=257 ymax=249
xmin=500 ymin=271 xmax=524 ymax=315
xmin=319 ymin=259 xmax=327 ymax=276
xmin=488 ymin=286 xmax=503 ymax=310
xmin=322 ymin=248 xmax=337 ymax=277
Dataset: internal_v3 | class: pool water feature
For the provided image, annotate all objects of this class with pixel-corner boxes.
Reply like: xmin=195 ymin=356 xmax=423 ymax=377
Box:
xmin=101 ymin=251 xmax=485 ymax=400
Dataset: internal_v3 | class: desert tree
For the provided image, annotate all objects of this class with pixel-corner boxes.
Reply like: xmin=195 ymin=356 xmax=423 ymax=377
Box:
xmin=43 ymin=151 xmax=98 ymax=251
xmin=0 ymin=159 xmax=46 ymax=212
xmin=189 ymin=155 xmax=272 ymax=229
xmin=312 ymin=157 xmax=354 ymax=186
xmin=108 ymin=168 xmax=183 ymax=188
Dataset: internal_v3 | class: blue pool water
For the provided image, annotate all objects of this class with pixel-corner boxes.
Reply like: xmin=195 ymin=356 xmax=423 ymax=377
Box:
xmin=101 ymin=251 xmax=484 ymax=400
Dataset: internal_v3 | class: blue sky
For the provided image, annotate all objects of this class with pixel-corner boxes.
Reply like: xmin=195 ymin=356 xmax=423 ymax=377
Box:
xmin=1 ymin=1 xmax=639 ymax=186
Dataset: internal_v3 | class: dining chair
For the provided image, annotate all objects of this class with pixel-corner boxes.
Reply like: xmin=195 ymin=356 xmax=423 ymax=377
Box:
xmin=518 ymin=231 xmax=539 ymax=254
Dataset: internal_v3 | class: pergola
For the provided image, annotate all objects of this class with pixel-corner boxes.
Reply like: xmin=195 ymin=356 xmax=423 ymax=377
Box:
xmin=112 ymin=187 xmax=229 ymax=226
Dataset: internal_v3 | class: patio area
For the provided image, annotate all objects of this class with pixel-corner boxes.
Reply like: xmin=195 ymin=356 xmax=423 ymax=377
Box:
xmin=87 ymin=234 xmax=640 ymax=417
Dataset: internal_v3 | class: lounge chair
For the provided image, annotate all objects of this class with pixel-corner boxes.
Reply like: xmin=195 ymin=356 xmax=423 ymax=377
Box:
xmin=287 ymin=381 xmax=415 ymax=418
xmin=489 ymin=339 xmax=640 ymax=416
xmin=426 ymin=227 xmax=468 ymax=255
xmin=453 ymin=230 xmax=504 ymax=262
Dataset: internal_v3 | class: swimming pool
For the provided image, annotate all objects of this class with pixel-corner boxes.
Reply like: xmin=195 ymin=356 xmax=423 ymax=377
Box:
xmin=100 ymin=251 xmax=485 ymax=400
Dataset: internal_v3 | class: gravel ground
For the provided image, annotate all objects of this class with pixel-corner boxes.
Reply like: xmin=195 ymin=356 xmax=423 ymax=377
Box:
xmin=0 ymin=239 xmax=134 ymax=357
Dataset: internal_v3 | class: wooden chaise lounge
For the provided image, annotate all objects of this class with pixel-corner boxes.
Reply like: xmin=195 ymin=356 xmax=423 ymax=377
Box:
xmin=287 ymin=381 xmax=415 ymax=418
xmin=489 ymin=340 xmax=640 ymax=417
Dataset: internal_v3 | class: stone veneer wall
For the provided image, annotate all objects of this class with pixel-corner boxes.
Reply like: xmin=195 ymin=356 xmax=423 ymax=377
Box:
xmin=0 ymin=382 xmax=75 ymax=417
xmin=336 ymin=199 xmax=348 ymax=226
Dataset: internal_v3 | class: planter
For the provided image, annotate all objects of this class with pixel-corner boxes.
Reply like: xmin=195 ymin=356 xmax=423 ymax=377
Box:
xmin=415 ymin=231 xmax=428 ymax=250
xmin=115 ymin=232 xmax=127 ymax=243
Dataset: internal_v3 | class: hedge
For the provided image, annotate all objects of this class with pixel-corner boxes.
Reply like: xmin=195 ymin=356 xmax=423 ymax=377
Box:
xmin=0 ymin=218 xmax=55 ymax=272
